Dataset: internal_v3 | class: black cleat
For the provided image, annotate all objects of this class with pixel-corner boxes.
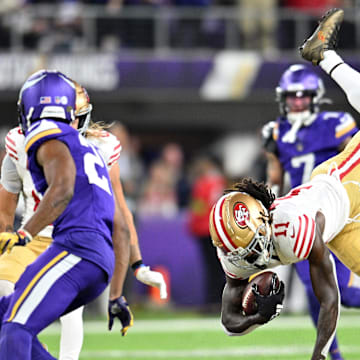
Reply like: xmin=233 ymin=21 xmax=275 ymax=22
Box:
xmin=299 ymin=8 xmax=344 ymax=65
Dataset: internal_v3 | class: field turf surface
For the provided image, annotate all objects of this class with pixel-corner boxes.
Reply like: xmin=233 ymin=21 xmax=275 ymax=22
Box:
xmin=39 ymin=311 xmax=360 ymax=359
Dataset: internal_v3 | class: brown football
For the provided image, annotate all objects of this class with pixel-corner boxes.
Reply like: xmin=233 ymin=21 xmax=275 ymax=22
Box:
xmin=241 ymin=271 xmax=280 ymax=316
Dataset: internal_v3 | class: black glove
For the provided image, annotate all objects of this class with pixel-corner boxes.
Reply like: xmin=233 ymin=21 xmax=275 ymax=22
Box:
xmin=252 ymin=275 xmax=285 ymax=323
xmin=108 ymin=296 xmax=133 ymax=336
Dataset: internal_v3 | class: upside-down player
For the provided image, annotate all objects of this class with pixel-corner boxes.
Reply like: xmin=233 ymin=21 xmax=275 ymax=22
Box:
xmin=262 ymin=63 xmax=360 ymax=360
xmin=0 ymin=79 xmax=167 ymax=359
xmin=0 ymin=69 xmax=131 ymax=359
xmin=209 ymin=11 xmax=360 ymax=358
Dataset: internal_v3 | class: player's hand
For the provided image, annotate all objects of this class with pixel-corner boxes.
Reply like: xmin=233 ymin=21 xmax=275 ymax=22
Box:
xmin=108 ymin=296 xmax=134 ymax=336
xmin=135 ymin=266 xmax=168 ymax=299
xmin=0 ymin=230 xmax=32 ymax=254
xmin=252 ymin=277 xmax=285 ymax=323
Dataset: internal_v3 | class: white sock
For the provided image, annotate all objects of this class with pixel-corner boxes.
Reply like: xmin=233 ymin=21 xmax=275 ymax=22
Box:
xmin=59 ymin=306 xmax=84 ymax=360
xmin=319 ymin=50 xmax=344 ymax=74
xmin=320 ymin=50 xmax=360 ymax=114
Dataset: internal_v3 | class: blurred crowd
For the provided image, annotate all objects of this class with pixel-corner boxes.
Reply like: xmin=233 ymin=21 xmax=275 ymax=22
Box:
xmin=0 ymin=0 xmax=356 ymax=52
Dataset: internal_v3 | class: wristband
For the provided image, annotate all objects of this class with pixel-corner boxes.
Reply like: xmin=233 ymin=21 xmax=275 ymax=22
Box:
xmin=131 ymin=260 xmax=145 ymax=273
xmin=18 ymin=229 xmax=33 ymax=242
xmin=329 ymin=62 xmax=344 ymax=77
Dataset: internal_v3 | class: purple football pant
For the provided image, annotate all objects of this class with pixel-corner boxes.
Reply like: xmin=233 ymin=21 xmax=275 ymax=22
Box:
xmin=0 ymin=243 xmax=109 ymax=360
xmin=295 ymin=254 xmax=360 ymax=359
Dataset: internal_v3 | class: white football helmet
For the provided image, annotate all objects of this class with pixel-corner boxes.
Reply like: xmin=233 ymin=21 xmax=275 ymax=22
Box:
xmin=209 ymin=191 xmax=273 ymax=270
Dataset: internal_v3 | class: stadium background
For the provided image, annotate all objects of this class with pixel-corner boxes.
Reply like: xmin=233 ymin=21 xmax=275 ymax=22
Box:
xmin=1 ymin=1 xmax=360 ymax=358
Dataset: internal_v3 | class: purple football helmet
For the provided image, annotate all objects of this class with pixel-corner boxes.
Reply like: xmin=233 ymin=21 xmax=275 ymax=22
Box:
xmin=17 ymin=69 xmax=76 ymax=133
xmin=276 ymin=64 xmax=325 ymax=117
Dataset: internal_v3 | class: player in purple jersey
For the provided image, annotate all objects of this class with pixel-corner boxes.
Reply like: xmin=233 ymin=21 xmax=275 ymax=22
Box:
xmin=262 ymin=64 xmax=360 ymax=360
xmin=0 ymin=70 xmax=131 ymax=359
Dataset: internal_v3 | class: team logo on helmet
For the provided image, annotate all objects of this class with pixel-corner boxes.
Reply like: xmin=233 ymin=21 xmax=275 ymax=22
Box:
xmin=233 ymin=202 xmax=250 ymax=228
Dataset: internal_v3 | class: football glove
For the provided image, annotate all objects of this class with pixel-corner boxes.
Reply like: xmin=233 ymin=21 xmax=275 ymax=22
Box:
xmin=0 ymin=229 xmax=32 ymax=254
xmin=108 ymin=296 xmax=134 ymax=336
xmin=252 ymin=276 xmax=285 ymax=323
xmin=135 ymin=266 xmax=168 ymax=299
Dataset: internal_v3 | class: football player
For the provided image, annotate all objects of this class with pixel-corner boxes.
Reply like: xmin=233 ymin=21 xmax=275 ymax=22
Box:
xmin=262 ymin=64 xmax=360 ymax=360
xmin=0 ymin=80 xmax=167 ymax=359
xmin=0 ymin=70 xmax=131 ymax=359
xmin=209 ymin=10 xmax=360 ymax=359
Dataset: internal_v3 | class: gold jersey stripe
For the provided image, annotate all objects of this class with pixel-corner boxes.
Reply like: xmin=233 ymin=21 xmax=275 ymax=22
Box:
xmin=25 ymin=128 xmax=62 ymax=153
xmin=7 ymin=250 xmax=68 ymax=322
xmin=335 ymin=122 xmax=356 ymax=139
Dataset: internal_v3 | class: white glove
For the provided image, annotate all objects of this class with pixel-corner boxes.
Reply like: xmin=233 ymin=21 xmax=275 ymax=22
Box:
xmin=135 ymin=266 xmax=168 ymax=299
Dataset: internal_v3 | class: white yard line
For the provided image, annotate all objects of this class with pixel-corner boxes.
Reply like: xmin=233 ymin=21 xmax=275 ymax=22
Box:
xmin=41 ymin=314 xmax=360 ymax=335
xmin=67 ymin=345 xmax=360 ymax=358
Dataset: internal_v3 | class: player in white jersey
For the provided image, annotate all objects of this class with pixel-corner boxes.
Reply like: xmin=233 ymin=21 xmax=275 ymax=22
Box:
xmin=208 ymin=8 xmax=360 ymax=360
xmin=0 ymin=81 xmax=167 ymax=359
xmin=209 ymin=151 xmax=360 ymax=359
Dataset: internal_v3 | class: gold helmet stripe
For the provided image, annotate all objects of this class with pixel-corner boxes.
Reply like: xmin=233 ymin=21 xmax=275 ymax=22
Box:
xmin=213 ymin=192 xmax=238 ymax=252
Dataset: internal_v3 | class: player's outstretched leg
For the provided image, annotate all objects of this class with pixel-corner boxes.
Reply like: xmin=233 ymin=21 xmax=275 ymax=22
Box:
xmin=300 ymin=7 xmax=360 ymax=114
xmin=299 ymin=8 xmax=344 ymax=65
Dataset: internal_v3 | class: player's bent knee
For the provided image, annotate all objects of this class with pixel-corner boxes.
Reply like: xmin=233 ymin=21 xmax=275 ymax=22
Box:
xmin=60 ymin=306 xmax=84 ymax=325
xmin=0 ymin=280 xmax=15 ymax=296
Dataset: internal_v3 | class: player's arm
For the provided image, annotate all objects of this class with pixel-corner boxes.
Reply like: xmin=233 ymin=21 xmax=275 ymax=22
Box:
xmin=0 ymin=154 xmax=21 ymax=232
xmin=109 ymin=190 xmax=130 ymax=300
xmin=107 ymin=181 xmax=133 ymax=336
xmin=109 ymin=163 xmax=167 ymax=299
xmin=0 ymin=185 xmax=18 ymax=233
xmin=262 ymin=121 xmax=284 ymax=196
xmin=109 ymin=163 xmax=140 ymax=264
xmin=338 ymin=135 xmax=353 ymax=152
xmin=265 ymin=151 xmax=284 ymax=197
xmin=221 ymin=276 xmax=283 ymax=335
xmin=22 ymin=139 xmax=76 ymax=236
xmin=308 ymin=211 xmax=339 ymax=360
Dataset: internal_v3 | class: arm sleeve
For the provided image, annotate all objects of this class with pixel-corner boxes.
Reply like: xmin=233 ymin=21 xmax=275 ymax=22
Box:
xmin=0 ymin=154 xmax=22 ymax=194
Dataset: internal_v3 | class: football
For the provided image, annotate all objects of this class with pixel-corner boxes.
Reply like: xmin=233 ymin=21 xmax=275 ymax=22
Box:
xmin=241 ymin=271 xmax=280 ymax=316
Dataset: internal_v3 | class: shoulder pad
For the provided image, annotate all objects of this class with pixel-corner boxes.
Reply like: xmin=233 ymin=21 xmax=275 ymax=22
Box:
xmin=335 ymin=112 xmax=358 ymax=138
xmin=87 ymin=130 xmax=122 ymax=169
xmin=25 ymin=120 xmax=63 ymax=153
xmin=5 ymin=127 xmax=25 ymax=162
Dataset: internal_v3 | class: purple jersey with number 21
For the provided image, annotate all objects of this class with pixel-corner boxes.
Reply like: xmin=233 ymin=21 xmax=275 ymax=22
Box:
xmin=25 ymin=119 xmax=115 ymax=278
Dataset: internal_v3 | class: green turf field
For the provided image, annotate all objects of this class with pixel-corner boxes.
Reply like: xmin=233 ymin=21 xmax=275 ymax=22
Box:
xmin=39 ymin=312 xmax=360 ymax=359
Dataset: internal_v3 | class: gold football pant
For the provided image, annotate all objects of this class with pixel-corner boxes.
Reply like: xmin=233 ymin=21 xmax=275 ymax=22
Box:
xmin=311 ymin=131 xmax=360 ymax=276
xmin=0 ymin=236 xmax=51 ymax=283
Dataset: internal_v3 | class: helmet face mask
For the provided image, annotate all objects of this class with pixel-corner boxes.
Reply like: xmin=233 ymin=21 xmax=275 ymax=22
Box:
xmin=226 ymin=222 xmax=273 ymax=270
xmin=209 ymin=192 xmax=274 ymax=271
